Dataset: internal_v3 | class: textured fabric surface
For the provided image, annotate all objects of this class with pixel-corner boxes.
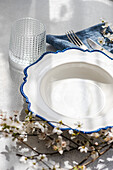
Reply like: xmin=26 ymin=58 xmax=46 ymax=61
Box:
xmin=46 ymin=23 xmax=113 ymax=53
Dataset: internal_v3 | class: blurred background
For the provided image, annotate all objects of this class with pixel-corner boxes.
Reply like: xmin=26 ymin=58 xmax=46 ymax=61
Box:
xmin=1 ymin=0 xmax=113 ymax=57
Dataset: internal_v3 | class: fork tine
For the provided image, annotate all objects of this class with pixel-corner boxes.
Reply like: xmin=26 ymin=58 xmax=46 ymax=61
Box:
xmin=71 ymin=30 xmax=83 ymax=45
xmin=65 ymin=32 xmax=74 ymax=44
xmin=66 ymin=30 xmax=88 ymax=50
xmin=66 ymin=31 xmax=79 ymax=46
xmin=69 ymin=31 xmax=80 ymax=46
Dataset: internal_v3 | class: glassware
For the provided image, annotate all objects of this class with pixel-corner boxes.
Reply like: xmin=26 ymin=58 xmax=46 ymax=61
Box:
xmin=9 ymin=17 xmax=46 ymax=66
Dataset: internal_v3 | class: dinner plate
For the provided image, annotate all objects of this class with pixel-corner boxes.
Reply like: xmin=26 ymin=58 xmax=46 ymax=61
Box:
xmin=20 ymin=48 xmax=113 ymax=133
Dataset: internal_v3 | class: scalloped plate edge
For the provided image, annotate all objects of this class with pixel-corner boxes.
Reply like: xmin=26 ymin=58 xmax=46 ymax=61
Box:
xmin=20 ymin=47 xmax=113 ymax=134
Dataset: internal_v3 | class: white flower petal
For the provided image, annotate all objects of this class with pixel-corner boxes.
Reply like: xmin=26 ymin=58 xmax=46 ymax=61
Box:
xmin=68 ymin=129 xmax=73 ymax=134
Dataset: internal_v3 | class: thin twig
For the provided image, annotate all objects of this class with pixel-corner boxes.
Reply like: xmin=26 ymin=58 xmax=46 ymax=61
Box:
xmin=17 ymin=138 xmax=52 ymax=169
xmin=61 ymin=134 xmax=80 ymax=147
xmin=18 ymin=138 xmax=41 ymax=154
xmin=84 ymin=142 xmax=113 ymax=167
xmin=78 ymin=153 xmax=91 ymax=166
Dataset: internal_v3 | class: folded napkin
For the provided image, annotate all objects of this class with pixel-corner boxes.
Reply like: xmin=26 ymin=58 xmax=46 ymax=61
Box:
xmin=46 ymin=23 xmax=113 ymax=53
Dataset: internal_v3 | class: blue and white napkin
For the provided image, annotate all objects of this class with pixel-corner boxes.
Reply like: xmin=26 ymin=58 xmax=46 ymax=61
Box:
xmin=46 ymin=23 xmax=113 ymax=53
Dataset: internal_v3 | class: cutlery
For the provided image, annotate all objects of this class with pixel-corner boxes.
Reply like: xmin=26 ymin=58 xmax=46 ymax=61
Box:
xmin=87 ymin=38 xmax=113 ymax=59
xmin=66 ymin=30 xmax=88 ymax=50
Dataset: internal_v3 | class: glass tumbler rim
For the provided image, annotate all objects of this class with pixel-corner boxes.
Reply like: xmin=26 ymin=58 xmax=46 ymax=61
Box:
xmin=11 ymin=17 xmax=46 ymax=37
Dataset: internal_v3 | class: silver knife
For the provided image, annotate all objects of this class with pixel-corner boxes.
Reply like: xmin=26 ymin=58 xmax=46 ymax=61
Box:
xmin=87 ymin=38 xmax=113 ymax=59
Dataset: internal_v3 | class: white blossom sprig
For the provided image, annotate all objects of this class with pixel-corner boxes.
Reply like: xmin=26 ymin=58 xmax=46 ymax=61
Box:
xmin=1 ymin=110 xmax=113 ymax=170
xmin=99 ymin=19 xmax=113 ymax=44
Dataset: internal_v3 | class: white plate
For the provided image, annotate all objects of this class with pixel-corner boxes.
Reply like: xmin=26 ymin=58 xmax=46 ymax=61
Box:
xmin=21 ymin=48 xmax=113 ymax=133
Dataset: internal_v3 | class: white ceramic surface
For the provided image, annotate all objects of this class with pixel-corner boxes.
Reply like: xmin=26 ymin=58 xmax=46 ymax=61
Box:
xmin=22 ymin=48 xmax=113 ymax=133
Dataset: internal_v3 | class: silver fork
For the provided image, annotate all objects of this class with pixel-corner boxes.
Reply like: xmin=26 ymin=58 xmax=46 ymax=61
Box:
xmin=66 ymin=30 xmax=88 ymax=50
